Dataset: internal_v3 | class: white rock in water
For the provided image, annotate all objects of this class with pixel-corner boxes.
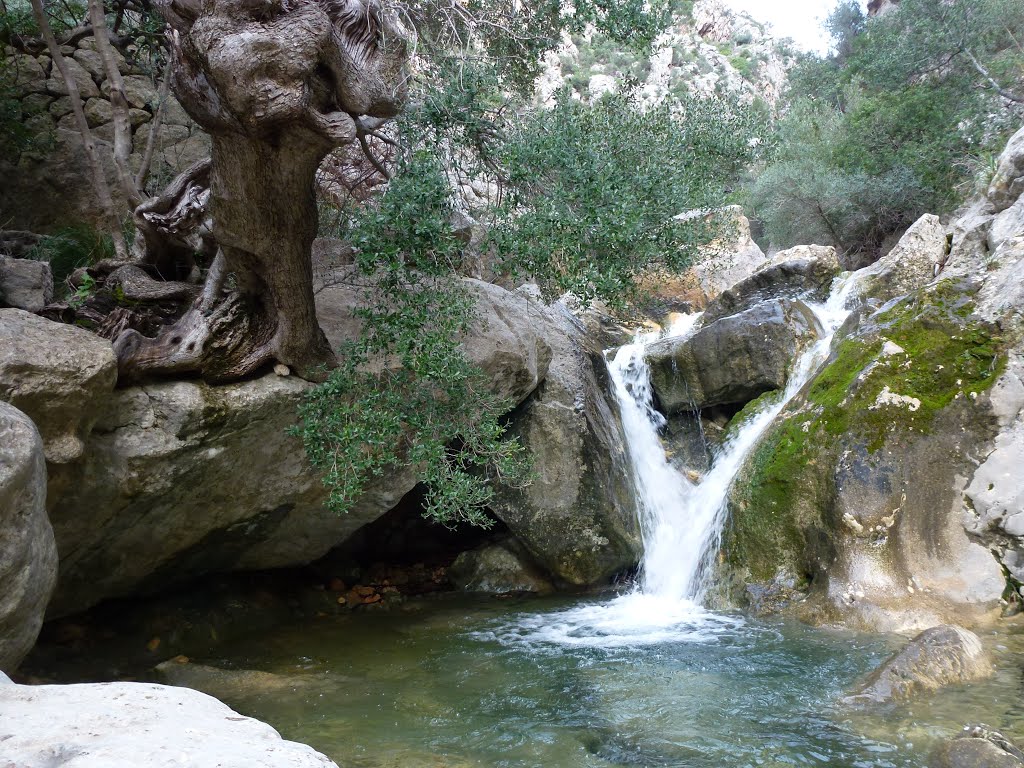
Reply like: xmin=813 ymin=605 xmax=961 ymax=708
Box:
xmin=0 ymin=681 xmax=338 ymax=768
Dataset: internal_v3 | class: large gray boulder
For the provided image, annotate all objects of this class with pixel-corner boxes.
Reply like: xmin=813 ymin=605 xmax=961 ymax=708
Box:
xmin=0 ymin=681 xmax=338 ymax=767
xmin=683 ymin=205 xmax=769 ymax=302
xmin=646 ymin=299 xmax=821 ymax=413
xmin=490 ymin=301 xmax=641 ymax=587
xmin=0 ymin=257 xmax=53 ymax=312
xmin=0 ymin=309 xmax=117 ymax=464
xmin=843 ymin=625 xmax=991 ymax=705
xmin=44 ymin=279 xmax=553 ymax=617
xmin=701 ymin=245 xmax=840 ymax=324
xmin=448 ymin=540 xmax=554 ymax=594
xmin=0 ymin=403 xmax=57 ymax=673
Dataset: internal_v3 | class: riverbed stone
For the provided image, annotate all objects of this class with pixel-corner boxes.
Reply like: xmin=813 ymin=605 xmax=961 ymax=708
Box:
xmin=448 ymin=541 xmax=554 ymax=594
xmin=0 ymin=310 xmax=117 ymax=464
xmin=0 ymin=681 xmax=338 ymax=767
xmin=0 ymin=403 xmax=57 ymax=673
xmin=863 ymin=213 xmax=947 ymax=302
xmin=646 ymin=299 xmax=821 ymax=413
xmin=843 ymin=625 xmax=991 ymax=705
xmin=682 ymin=205 xmax=769 ymax=301
xmin=930 ymin=725 xmax=1024 ymax=768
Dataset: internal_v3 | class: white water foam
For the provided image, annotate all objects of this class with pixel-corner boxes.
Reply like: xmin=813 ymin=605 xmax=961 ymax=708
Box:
xmin=495 ymin=274 xmax=866 ymax=649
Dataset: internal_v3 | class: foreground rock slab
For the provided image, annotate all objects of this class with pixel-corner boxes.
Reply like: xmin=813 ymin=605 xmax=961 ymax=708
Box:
xmin=843 ymin=625 xmax=991 ymax=705
xmin=930 ymin=725 xmax=1024 ymax=768
xmin=0 ymin=680 xmax=338 ymax=767
xmin=0 ymin=402 xmax=57 ymax=673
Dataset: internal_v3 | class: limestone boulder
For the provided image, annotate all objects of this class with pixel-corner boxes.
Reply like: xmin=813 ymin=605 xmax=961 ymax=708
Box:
xmin=0 ymin=310 xmax=116 ymax=464
xmin=0 ymin=681 xmax=338 ymax=767
xmin=683 ymin=205 xmax=769 ymax=302
xmin=989 ymin=125 xmax=1024 ymax=213
xmin=843 ymin=625 xmax=991 ymax=705
xmin=45 ymin=56 xmax=99 ymax=98
xmin=0 ymin=257 xmax=53 ymax=312
xmin=646 ymin=299 xmax=821 ymax=413
xmin=930 ymin=726 xmax=1024 ymax=768
xmin=448 ymin=540 xmax=554 ymax=594
xmin=0 ymin=403 xmax=57 ymax=673
xmin=702 ymin=244 xmax=840 ymax=324
xmin=43 ymin=278 xmax=556 ymax=616
xmin=490 ymin=302 xmax=641 ymax=586
xmin=863 ymin=214 xmax=947 ymax=302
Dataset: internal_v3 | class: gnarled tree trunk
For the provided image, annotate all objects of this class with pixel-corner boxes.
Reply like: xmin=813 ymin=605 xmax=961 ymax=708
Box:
xmin=114 ymin=0 xmax=411 ymax=383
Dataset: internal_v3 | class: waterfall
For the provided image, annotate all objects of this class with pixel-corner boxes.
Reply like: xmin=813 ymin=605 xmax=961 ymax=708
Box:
xmin=609 ymin=275 xmax=862 ymax=605
xmin=503 ymin=275 xmax=865 ymax=648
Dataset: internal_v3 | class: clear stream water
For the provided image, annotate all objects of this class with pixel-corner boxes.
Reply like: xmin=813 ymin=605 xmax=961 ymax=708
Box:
xmin=193 ymin=276 xmax=1024 ymax=767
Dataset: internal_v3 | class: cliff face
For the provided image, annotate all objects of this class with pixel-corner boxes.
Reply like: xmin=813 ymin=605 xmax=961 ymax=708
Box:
xmin=536 ymin=0 xmax=794 ymax=109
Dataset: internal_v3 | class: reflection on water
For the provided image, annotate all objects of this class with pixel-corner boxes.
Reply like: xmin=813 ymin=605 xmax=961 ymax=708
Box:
xmin=192 ymin=596 xmax=1024 ymax=768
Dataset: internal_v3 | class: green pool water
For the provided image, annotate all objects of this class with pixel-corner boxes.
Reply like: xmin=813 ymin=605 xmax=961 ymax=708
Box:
xmin=181 ymin=594 xmax=1024 ymax=768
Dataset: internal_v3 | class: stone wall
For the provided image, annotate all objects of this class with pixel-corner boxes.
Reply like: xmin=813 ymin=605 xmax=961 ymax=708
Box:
xmin=1 ymin=39 xmax=209 ymax=232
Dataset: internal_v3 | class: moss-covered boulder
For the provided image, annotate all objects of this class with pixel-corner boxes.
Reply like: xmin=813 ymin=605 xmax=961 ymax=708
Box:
xmin=724 ymin=280 xmax=1008 ymax=631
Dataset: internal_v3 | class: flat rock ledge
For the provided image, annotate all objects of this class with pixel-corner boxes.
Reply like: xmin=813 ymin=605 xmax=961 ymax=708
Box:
xmin=0 ymin=679 xmax=338 ymax=767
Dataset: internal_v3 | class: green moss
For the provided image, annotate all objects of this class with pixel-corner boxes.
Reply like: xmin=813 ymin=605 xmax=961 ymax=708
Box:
xmin=725 ymin=286 xmax=1007 ymax=584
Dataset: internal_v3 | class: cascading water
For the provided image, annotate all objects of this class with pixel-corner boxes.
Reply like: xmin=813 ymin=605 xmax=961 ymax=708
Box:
xmin=502 ymin=274 xmax=865 ymax=647
xmin=611 ymin=275 xmax=863 ymax=608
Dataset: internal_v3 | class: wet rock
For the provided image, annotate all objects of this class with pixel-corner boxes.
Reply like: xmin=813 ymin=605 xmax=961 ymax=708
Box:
xmin=0 ymin=310 xmax=117 ymax=464
xmin=646 ymin=299 xmax=821 ymax=413
xmin=701 ymin=245 xmax=840 ymax=324
xmin=155 ymin=658 xmax=329 ymax=702
xmin=930 ymin=725 xmax=1024 ymax=768
xmin=0 ymin=403 xmax=58 ymax=673
xmin=490 ymin=302 xmax=641 ymax=587
xmin=843 ymin=625 xmax=991 ymax=705
xmin=0 ymin=681 xmax=338 ymax=767
xmin=0 ymin=257 xmax=53 ymax=312
xmin=449 ymin=541 xmax=554 ymax=594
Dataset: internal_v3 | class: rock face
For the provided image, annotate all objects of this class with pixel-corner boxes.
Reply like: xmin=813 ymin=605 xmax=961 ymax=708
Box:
xmin=843 ymin=626 xmax=990 ymax=705
xmin=0 ymin=309 xmax=117 ymax=464
xmin=490 ymin=303 xmax=642 ymax=586
xmin=701 ymin=245 xmax=840 ymax=324
xmin=647 ymin=299 xmax=821 ymax=413
xmin=0 ymin=403 xmax=58 ymax=673
xmin=42 ymin=279 xmax=555 ymax=617
xmin=0 ymin=681 xmax=338 ymax=767
xmin=930 ymin=726 xmax=1024 ymax=768
xmin=862 ymin=213 xmax=948 ymax=303
xmin=723 ymin=129 xmax=1024 ymax=631
xmin=686 ymin=206 xmax=770 ymax=303
xmin=448 ymin=540 xmax=555 ymax=594
xmin=988 ymin=125 xmax=1024 ymax=213
xmin=0 ymin=257 xmax=53 ymax=312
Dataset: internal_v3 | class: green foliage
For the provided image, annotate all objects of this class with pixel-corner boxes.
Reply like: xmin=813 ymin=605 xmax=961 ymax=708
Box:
xmin=751 ymin=0 xmax=1024 ymax=254
xmin=296 ymin=155 xmax=529 ymax=527
xmin=492 ymin=90 xmax=764 ymax=306
xmin=26 ymin=224 xmax=114 ymax=294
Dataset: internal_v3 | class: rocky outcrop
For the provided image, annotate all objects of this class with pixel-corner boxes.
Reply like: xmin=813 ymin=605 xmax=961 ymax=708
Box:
xmin=490 ymin=302 xmax=642 ymax=586
xmin=724 ymin=129 xmax=1024 ymax=632
xmin=647 ymin=299 xmax=821 ymax=413
xmin=0 ymin=309 xmax=117 ymax=464
xmin=862 ymin=213 xmax=948 ymax=303
xmin=0 ymin=403 xmax=57 ymax=673
xmin=686 ymin=206 xmax=769 ymax=303
xmin=0 ymin=257 xmax=53 ymax=312
xmin=41 ymin=279 xmax=554 ymax=617
xmin=701 ymin=244 xmax=840 ymax=324
xmin=0 ymin=680 xmax=338 ymax=767
xmin=930 ymin=726 xmax=1024 ymax=768
xmin=448 ymin=540 xmax=555 ymax=594
xmin=988 ymin=125 xmax=1024 ymax=213
xmin=843 ymin=625 xmax=991 ymax=705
